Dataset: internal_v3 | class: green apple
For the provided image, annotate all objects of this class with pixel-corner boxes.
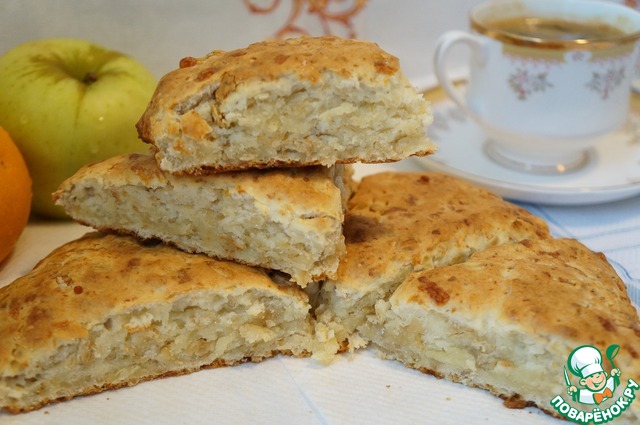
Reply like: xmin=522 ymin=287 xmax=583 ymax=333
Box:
xmin=0 ymin=38 xmax=156 ymax=219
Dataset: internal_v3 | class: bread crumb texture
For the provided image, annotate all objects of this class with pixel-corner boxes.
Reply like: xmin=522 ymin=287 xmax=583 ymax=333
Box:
xmin=370 ymin=237 xmax=640 ymax=422
xmin=53 ymin=153 xmax=348 ymax=286
xmin=312 ymin=172 xmax=550 ymax=357
xmin=0 ymin=233 xmax=313 ymax=413
xmin=136 ymin=36 xmax=434 ymax=173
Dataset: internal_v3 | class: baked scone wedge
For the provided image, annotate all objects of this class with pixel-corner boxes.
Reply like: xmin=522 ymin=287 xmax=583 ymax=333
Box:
xmin=53 ymin=153 xmax=349 ymax=286
xmin=311 ymin=172 xmax=550 ymax=361
xmin=136 ymin=36 xmax=434 ymax=174
xmin=0 ymin=232 xmax=314 ymax=414
xmin=367 ymin=238 xmax=640 ymax=423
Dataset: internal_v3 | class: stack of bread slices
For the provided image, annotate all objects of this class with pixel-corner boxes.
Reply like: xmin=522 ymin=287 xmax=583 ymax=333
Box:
xmin=1 ymin=36 xmax=639 ymax=424
xmin=0 ymin=36 xmax=433 ymax=413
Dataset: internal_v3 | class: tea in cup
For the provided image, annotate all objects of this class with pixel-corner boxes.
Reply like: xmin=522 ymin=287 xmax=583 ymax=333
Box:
xmin=433 ymin=0 xmax=640 ymax=174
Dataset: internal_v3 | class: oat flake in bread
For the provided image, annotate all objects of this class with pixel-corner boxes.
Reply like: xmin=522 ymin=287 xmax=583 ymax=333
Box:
xmin=0 ymin=232 xmax=314 ymax=414
xmin=311 ymin=172 xmax=550 ymax=362
xmin=136 ymin=36 xmax=435 ymax=174
xmin=367 ymin=238 xmax=640 ymax=423
xmin=54 ymin=153 xmax=350 ymax=286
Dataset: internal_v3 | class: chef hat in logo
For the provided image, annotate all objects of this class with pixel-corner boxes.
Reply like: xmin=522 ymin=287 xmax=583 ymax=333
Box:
xmin=568 ymin=345 xmax=604 ymax=379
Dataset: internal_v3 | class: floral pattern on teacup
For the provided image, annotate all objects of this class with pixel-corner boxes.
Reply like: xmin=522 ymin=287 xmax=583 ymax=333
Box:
xmin=508 ymin=69 xmax=553 ymax=100
xmin=586 ymin=67 xmax=627 ymax=99
xmin=429 ymin=106 xmax=467 ymax=143
xmin=589 ymin=43 xmax=637 ymax=63
xmin=503 ymin=43 xmax=636 ymax=101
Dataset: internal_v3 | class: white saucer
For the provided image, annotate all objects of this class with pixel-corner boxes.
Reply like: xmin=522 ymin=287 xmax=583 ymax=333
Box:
xmin=414 ymin=81 xmax=640 ymax=206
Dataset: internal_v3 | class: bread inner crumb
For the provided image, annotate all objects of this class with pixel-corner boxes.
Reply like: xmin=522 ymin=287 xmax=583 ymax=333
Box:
xmin=1 ymin=289 xmax=311 ymax=411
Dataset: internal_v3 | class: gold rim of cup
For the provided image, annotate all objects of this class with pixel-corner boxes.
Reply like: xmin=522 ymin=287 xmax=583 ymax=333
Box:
xmin=470 ymin=4 xmax=640 ymax=50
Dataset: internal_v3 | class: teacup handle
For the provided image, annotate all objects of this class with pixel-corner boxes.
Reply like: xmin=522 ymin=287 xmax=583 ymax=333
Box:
xmin=433 ymin=30 xmax=487 ymax=117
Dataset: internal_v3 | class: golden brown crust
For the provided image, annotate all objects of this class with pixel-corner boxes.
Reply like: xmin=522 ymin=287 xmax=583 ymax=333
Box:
xmin=394 ymin=238 xmax=640 ymax=354
xmin=415 ymin=365 xmax=542 ymax=411
xmin=500 ymin=394 xmax=537 ymax=410
xmin=4 ymin=349 xmax=311 ymax=414
xmin=53 ymin=153 xmax=347 ymax=284
xmin=136 ymin=36 xmax=400 ymax=143
xmin=0 ymin=232 xmax=308 ymax=376
xmin=54 ymin=153 xmax=342 ymax=214
xmin=334 ymin=172 xmax=550 ymax=289
xmin=411 ymin=365 xmax=574 ymax=420
xmin=135 ymin=36 xmax=433 ymax=175
xmin=386 ymin=238 xmax=640 ymax=421
xmin=414 ymin=365 xmax=543 ymax=412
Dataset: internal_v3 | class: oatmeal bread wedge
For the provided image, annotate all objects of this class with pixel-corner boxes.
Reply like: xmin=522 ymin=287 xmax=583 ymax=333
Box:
xmin=311 ymin=172 xmax=550 ymax=361
xmin=136 ymin=36 xmax=434 ymax=174
xmin=54 ymin=153 xmax=350 ymax=286
xmin=367 ymin=238 xmax=640 ymax=423
xmin=0 ymin=232 xmax=314 ymax=414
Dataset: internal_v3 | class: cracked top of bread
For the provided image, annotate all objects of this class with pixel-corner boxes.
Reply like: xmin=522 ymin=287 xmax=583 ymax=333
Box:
xmin=140 ymin=36 xmax=400 ymax=116
xmin=394 ymin=238 xmax=640 ymax=351
xmin=334 ymin=172 xmax=551 ymax=289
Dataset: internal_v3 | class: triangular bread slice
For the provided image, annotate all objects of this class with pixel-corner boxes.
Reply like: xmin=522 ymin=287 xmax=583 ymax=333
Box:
xmin=135 ymin=36 xmax=434 ymax=174
xmin=367 ymin=238 xmax=640 ymax=423
xmin=311 ymin=172 xmax=550 ymax=361
xmin=54 ymin=153 xmax=349 ymax=286
xmin=0 ymin=232 xmax=314 ymax=414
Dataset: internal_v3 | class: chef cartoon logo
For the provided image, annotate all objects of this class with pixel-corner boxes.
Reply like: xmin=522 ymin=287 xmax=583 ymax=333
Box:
xmin=565 ymin=345 xmax=621 ymax=406
xmin=550 ymin=344 xmax=639 ymax=424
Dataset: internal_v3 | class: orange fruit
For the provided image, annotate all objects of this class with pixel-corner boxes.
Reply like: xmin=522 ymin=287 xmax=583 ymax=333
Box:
xmin=0 ymin=126 xmax=32 ymax=263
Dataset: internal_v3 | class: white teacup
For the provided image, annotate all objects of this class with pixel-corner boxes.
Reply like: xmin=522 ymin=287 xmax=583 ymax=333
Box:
xmin=434 ymin=0 xmax=640 ymax=174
